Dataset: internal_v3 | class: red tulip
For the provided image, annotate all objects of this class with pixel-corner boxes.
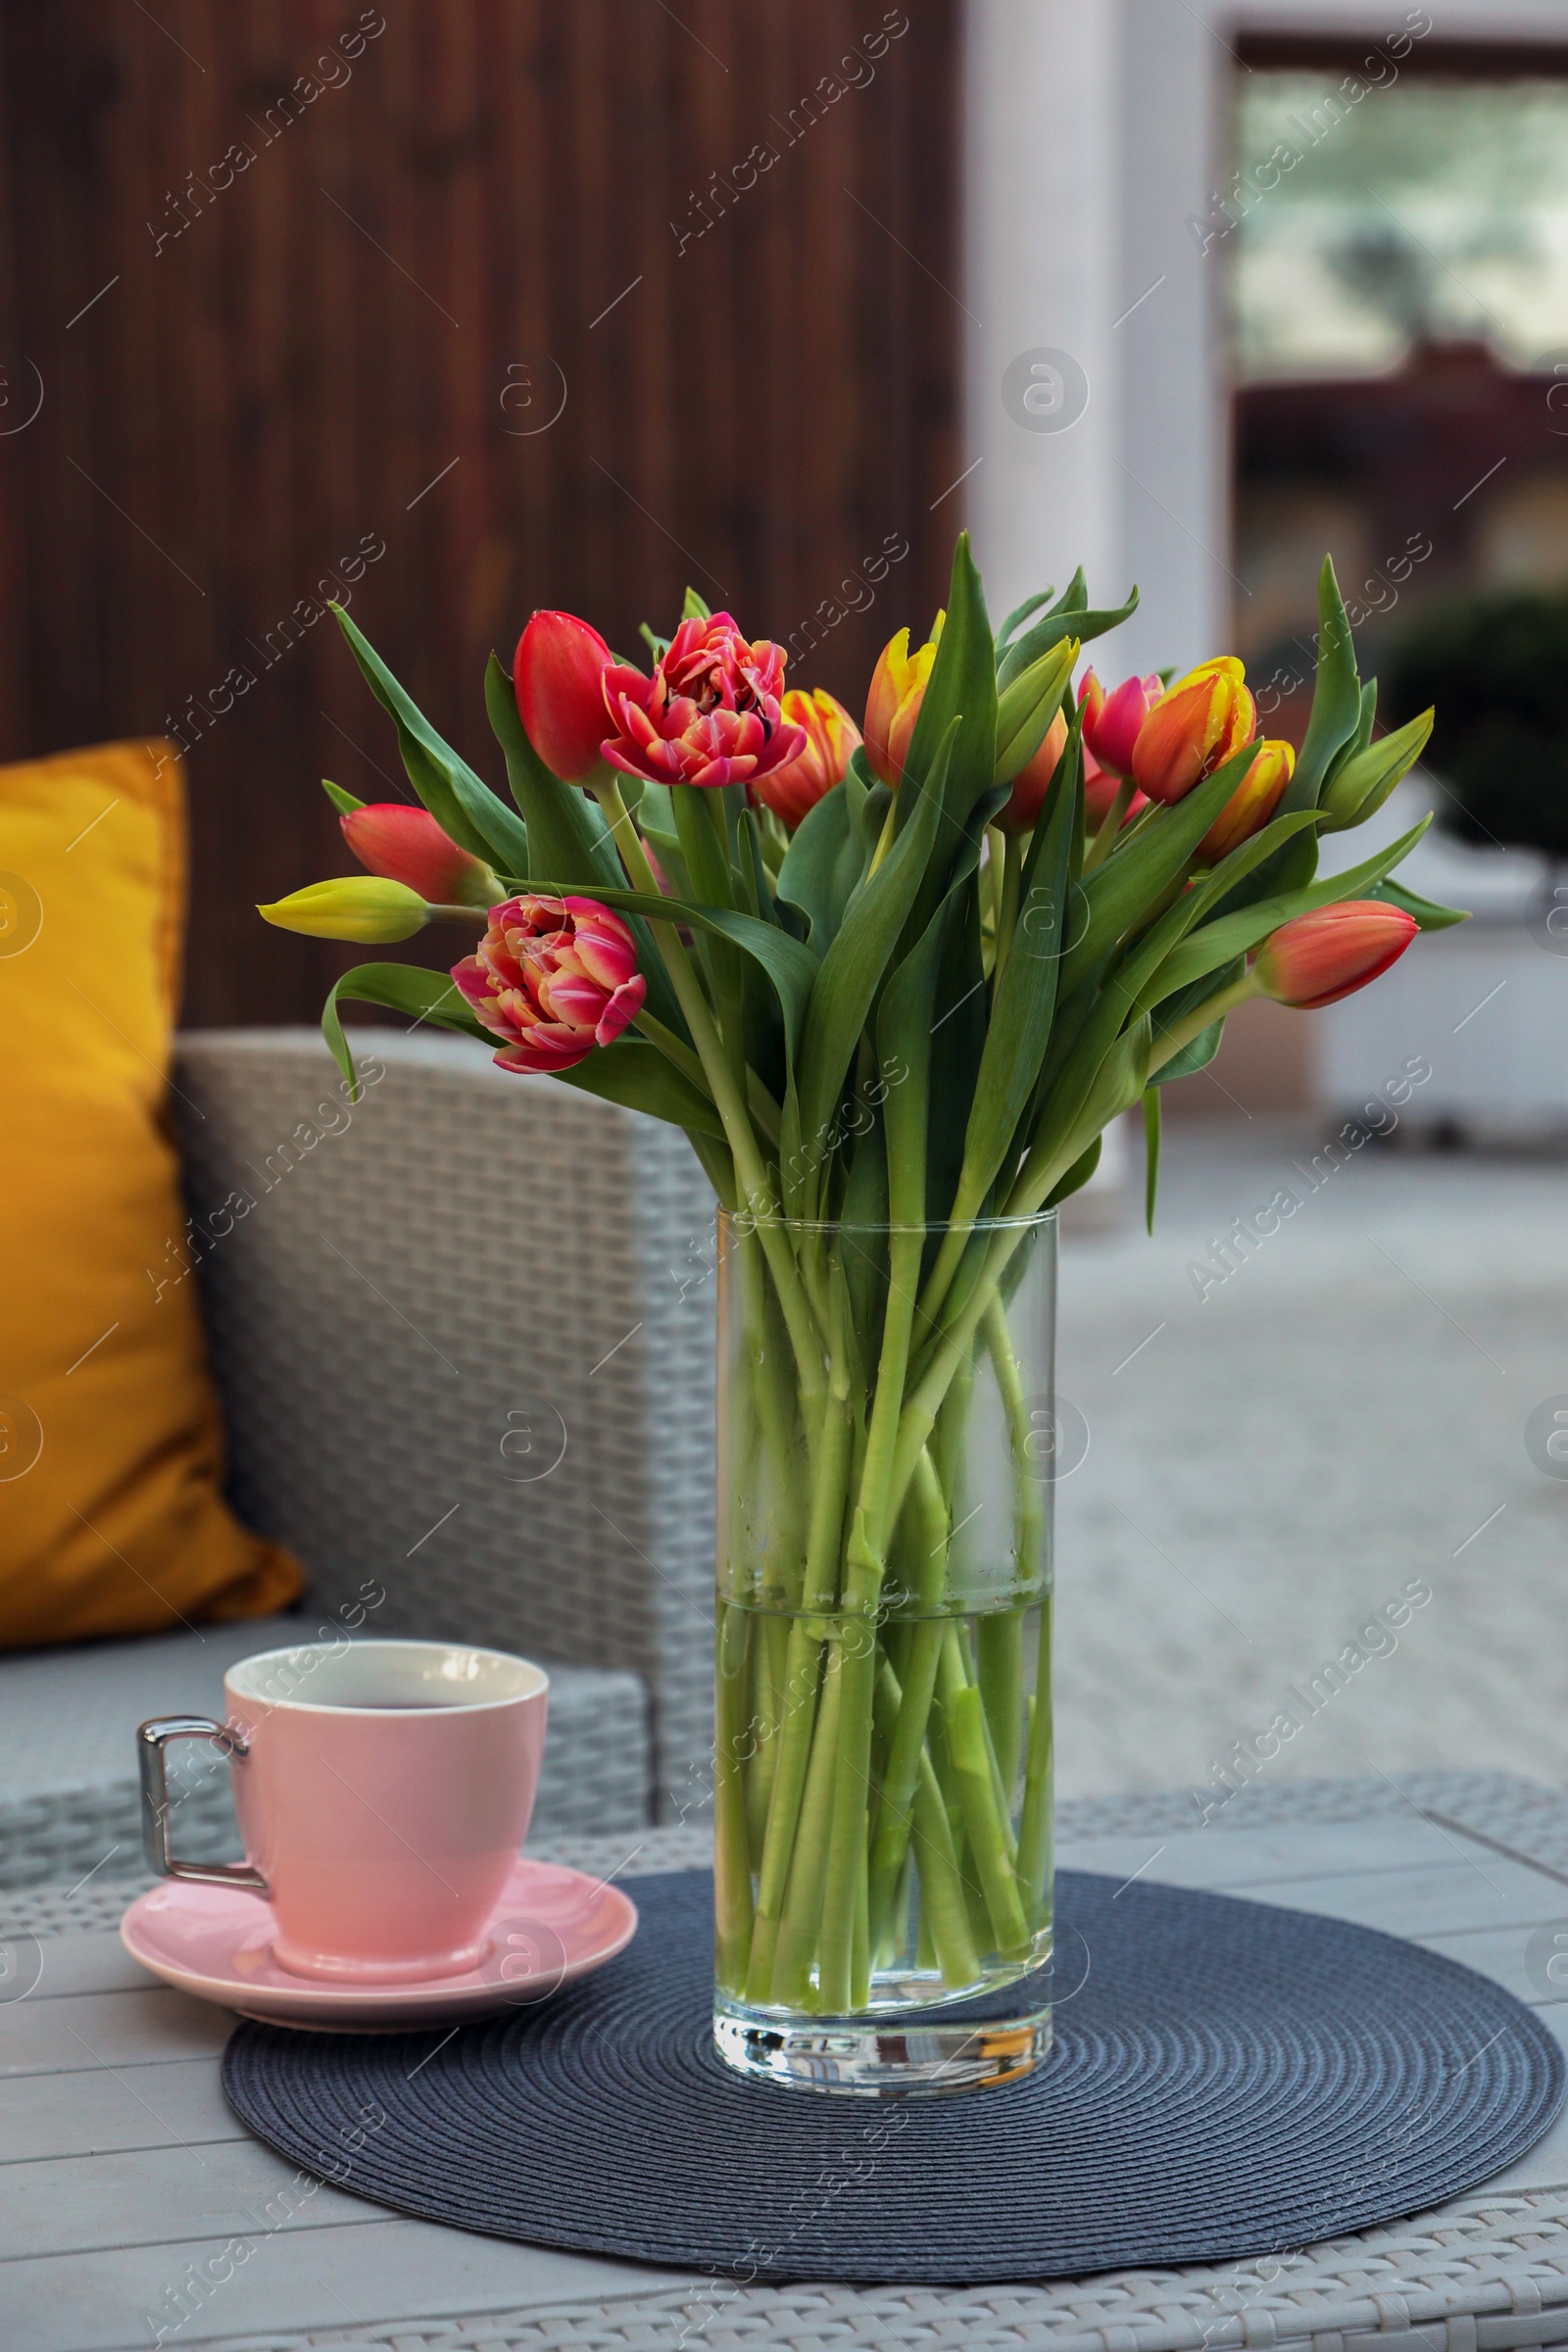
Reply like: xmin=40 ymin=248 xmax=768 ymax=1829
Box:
xmin=1080 ymin=667 xmax=1163 ymax=782
xmin=1196 ymin=738 xmax=1295 ymax=862
xmin=1132 ymin=657 xmax=1255 ymax=806
xmin=601 ymin=612 xmax=806 ymax=791
xmin=1251 ymin=901 xmax=1419 ymax=1009
xmin=753 ymin=689 xmax=861 ymax=829
xmin=452 ymin=894 xmax=646 ymax=1073
xmin=340 ymin=804 xmax=498 ymax=906
xmin=514 ymin=611 xmax=615 ymax=783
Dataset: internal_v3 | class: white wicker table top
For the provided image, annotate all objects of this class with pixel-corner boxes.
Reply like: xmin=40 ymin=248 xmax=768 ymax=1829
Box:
xmin=10 ymin=1771 xmax=1568 ymax=2352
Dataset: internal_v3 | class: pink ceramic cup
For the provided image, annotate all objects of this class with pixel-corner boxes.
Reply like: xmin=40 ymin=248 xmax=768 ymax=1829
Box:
xmin=137 ymin=1639 xmax=549 ymax=1982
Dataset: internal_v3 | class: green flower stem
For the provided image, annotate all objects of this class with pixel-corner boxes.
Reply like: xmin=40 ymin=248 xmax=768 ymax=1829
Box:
xmin=768 ymin=1634 xmax=845 ymax=2007
xmin=975 ymin=1612 xmax=1024 ymax=1803
xmin=852 ymin=1844 xmax=871 ymax=2011
xmin=812 ymin=1225 xmax=924 ymax=2008
xmin=979 ymin=1293 xmax=1048 ymax=1798
xmin=1083 ymin=778 xmax=1136 ymax=871
xmin=713 ymin=1600 xmax=755 ymax=1984
xmin=872 ymin=1656 xmax=981 ymax=1987
xmin=745 ymin=1611 xmax=789 ymax=1865
xmin=1144 ymin=966 xmax=1262 ymax=1075
xmin=865 ymin=1446 xmax=953 ymax=1946
xmin=1016 ymin=1605 xmax=1054 ymax=1919
xmin=936 ymin=1629 xmax=1030 ymax=1954
xmin=739 ymin=1375 xmax=855 ymax=2001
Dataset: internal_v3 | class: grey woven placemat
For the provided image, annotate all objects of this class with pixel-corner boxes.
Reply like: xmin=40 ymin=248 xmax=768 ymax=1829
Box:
xmin=221 ymin=1863 xmax=1565 ymax=2287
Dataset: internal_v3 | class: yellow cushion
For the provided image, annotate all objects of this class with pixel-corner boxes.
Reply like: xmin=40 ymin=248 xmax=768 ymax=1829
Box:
xmin=0 ymin=738 xmax=303 ymax=1647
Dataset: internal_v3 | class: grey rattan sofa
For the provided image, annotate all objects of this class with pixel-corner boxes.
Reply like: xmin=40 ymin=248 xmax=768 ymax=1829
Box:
xmin=0 ymin=1028 xmax=717 ymax=1887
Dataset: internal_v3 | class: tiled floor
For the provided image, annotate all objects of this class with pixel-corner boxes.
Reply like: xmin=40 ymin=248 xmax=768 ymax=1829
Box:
xmin=1054 ymin=1115 xmax=1568 ymax=1800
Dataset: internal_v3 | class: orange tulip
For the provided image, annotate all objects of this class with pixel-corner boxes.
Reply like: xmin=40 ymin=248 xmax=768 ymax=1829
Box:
xmin=1197 ymin=738 xmax=1295 ymax=862
xmin=753 ymin=688 xmax=861 ymax=829
xmin=1251 ymin=901 xmax=1419 ymax=1009
xmin=1132 ymin=657 xmax=1255 ymax=806
xmin=863 ymin=618 xmax=941 ymax=789
xmin=995 ymin=708 xmax=1067 ymax=834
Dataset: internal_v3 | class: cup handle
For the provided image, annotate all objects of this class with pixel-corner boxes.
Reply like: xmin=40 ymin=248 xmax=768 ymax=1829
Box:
xmin=136 ymin=1716 xmax=269 ymax=1893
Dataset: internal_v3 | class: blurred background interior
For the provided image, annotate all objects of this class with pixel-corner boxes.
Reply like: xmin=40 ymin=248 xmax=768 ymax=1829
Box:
xmin=3 ymin=0 xmax=1565 ymax=1803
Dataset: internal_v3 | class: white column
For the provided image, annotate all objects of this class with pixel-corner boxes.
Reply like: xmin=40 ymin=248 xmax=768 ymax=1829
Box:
xmin=960 ymin=0 xmax=1125 ymax=628
xmin=962 ymin=0 xmax=1230 ymax=673
xmin=1113 ymin=1 xmax=1229 ymax=677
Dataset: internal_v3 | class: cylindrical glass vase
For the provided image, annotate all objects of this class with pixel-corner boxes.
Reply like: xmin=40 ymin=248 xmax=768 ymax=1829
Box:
xmin=712 ymin=1208 xmax=1055 ymax=2094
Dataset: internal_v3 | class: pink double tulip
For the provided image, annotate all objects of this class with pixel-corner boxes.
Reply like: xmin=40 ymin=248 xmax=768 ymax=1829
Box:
xmin=753 ymin=688 xmax=861 ymax=829
xmin=1133 ymin=658 xmax=1256 ymax=806
xmin=1079 ymin=668 xmax=1163 ymax=783
xmin=514 ymin=612 xmax=615 ymax=783
xmin=452 ymin=895 xmax=646 ymax=1074
xmin=601 ymin=613 xmax=805 ymax=791
xmin=340 ymin=803 xmax=498 ymax=906
xmin=1252 ymin=901 xmax=1418 ymax=1009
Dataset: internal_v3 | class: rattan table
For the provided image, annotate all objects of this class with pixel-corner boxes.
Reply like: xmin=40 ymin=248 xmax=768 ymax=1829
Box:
xmin=9 ymin=1771 xmax=1568 ymax=2352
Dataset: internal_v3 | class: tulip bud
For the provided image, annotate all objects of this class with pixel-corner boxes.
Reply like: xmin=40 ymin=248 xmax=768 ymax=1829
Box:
xmin=996 ymin=709 xmax=1067 ymax=834
xmin=1132 ymin=657 xmax=1256 ymax=806
xmin=1081 ymin=667 xmax=1163 ymax=782
xmin=514 ymin=610 xmax=614 ymax=783
xmin=1197 ymin=739 xmax=1295 ymax=862
xmin=995 ymin=639 xmax=1077 ymax=786
xmin=258 ymin=877 xmax=441 ymax=943
xmin=752 ymin=688 xmax=861 ymax=829
xmin=340 ymin=803 xmax=499 ymax=907
xmin=863 ymin=615 xmax=942 ymax=789
xmin=1317 ymin=709 xmax=1434 ymax=834
xmin=1251 ymin=900 xmax=1419 ymax=1009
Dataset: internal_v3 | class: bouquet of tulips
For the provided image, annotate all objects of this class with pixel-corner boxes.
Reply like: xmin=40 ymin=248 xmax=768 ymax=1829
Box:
xmin=261 ymin=535 xmax=1458 ymax=2036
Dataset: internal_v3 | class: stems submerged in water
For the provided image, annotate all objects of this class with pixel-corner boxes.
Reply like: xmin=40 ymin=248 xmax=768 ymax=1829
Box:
xmin=715 ymin=1210 xmax=1055 ymax=2021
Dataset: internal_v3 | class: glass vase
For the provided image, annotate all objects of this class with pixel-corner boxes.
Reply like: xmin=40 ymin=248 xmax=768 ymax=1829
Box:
xmin=712 ymin=1208 xmax=1055 ymax=2094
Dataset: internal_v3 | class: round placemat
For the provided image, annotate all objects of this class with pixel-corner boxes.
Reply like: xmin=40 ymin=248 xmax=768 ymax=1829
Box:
xmin=221 ymin=1868 xmax=1564 ymax=2284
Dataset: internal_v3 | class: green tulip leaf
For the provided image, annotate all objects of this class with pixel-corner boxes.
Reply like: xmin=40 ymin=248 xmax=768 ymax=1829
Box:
xmin=995 ymin=588 xmax=1055 ymax=654
xmin=793 ymin=721 xmax=956 ymax=1217
xmin=1317 ymin=707 xmax=1434 ymax=834
xmin=523 ymin=876 xmax=818 ymax=1069
xmin=320 ymin=963 xmax=491 ymax=1101
xmin=1142 ymin=1086 xmax=1161 ymax=1234
xmin=1145 ymin=813 xmax=1434 ymax=1004
xmin=331 ymin=608 xmax=531 ymax=877
xmin=949 ymin=743 xmax=1077 ymax=1221
xmin=896 ymin=533 xmax=997 ymax=872
xmin=553 ymin=1038 xmax=728 ymax=1141
xmin=481 ymin=653 xmax=618 ymax=888
xmin=1151 ymin=1012 xmax=1227 ymax=1086
xmin=777 ymin=783 xmax=863 ymax=956
xmin=1282 ymin=556 xmax=1363 ymax=813
xmin=1044 ymin=1133 xmax=1102 ymax=1210
xmin=321 ymin=779 xmax=365 ymax=816
xmin=997 ymin=579 xmax=1139 ymax=691
xmin=1372 ymin=875 xmax=1470 ymax=931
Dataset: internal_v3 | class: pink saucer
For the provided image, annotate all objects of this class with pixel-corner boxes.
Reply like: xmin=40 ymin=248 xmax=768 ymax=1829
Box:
xmin=121 ymin=1857 xmax=638 ymax=2030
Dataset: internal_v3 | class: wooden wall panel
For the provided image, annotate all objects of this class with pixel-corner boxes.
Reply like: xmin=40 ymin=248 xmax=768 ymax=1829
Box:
xmin=0 ymin=0 xmax=958 ymax=1024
